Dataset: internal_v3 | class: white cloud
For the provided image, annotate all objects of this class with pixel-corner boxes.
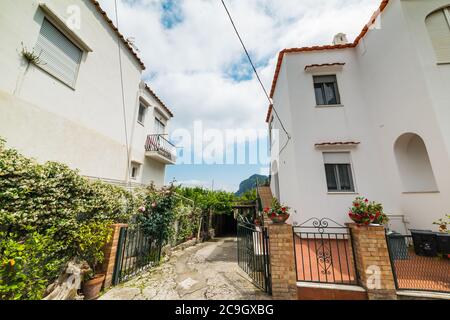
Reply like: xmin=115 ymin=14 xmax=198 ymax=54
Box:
xmin=99 ymin=0 xmax=380 ymax=133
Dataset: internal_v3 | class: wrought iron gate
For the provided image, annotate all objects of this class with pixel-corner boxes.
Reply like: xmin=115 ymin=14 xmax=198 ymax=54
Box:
xmin=112 ymin=226 xmax=163 ymax=285
xmin=293 ymin=218 xmax=359 ymax=285
xmin=237 ymin=220 xmax=272 ymax=294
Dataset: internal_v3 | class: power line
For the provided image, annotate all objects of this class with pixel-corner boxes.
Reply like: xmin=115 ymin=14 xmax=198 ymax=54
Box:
xmin=114 ymin=0 xmax=133 ymax=191
xmin=220 ymin=0 xmax=292 ymax=155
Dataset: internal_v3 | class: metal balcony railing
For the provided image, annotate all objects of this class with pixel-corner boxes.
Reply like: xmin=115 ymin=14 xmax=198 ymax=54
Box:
xmin=145 ymin=134 xmax=177 ymax=163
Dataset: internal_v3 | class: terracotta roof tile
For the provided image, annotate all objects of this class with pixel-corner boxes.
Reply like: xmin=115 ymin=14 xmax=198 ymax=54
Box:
xmin=265 ymin=104 xmax=273 ymax=123
xmin=314 ymin=141 xmax=361 ymax=147
xmin=144 ymin=84 xmax=174 ymax=118
xmin=266 ymin=0 xmax=390 ymax=122
xmin=90 ymin=0 xmax=146 ymax=70
xmin=304 ymin=62 xmax=346 ymax=71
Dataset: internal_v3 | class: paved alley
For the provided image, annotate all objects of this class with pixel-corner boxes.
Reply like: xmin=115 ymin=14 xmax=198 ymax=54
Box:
xmin=99 ymin=238 xmax=271 ymax=300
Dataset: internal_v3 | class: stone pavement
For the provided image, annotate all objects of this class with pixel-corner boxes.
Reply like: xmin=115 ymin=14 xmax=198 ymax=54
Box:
xmin=99 ymin=237 xmax=272 ymax=300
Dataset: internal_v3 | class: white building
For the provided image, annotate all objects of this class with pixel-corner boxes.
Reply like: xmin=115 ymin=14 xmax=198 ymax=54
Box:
xmin=267 ymin=0 xmax=450 ymax=232
xmin=0 ymin=0 xmax=176 ymax=187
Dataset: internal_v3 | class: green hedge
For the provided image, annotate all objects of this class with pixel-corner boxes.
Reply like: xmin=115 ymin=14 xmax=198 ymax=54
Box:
xmin=0 ymin=139 xmax=134 ymax=300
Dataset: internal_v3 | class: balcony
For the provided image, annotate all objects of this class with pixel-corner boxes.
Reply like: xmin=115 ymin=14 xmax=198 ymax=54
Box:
xmin=145 ymin=134 xmax=177 ymax=165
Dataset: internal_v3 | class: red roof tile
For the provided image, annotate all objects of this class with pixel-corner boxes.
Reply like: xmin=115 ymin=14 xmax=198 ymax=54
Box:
xmin=315 ymin=141 xmax=361 ymax=147
xmin=145 ymin=84 xmax=174 ymax=118
xmin=90 ymin=0 xmax=146 ymax=70
xmin=304 ymin=62 xmax=346 ymax=71
xmin=266 ymin=0 xmax=390 ymax=122
xmin=265 ymin=104 xmax=273 ymax=123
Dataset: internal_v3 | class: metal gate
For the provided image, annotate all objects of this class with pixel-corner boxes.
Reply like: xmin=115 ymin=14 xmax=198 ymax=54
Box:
xmin=237 ymin=220 xmax=272 ymax=294
xmin=293 ymin=218 xmax=359 ymax=285
xmin=112 ymin=226 xmax=163 ymax=285
xmin=386 ymin=233 xmax=450 ymax=293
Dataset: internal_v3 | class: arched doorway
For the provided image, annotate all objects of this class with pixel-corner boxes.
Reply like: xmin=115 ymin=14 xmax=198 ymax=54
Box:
xmin=394 ymin=133 xmax=438 ymax=192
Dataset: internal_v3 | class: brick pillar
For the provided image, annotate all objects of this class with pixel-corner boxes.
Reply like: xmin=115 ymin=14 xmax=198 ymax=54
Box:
xmin=267 ymin=223 xmax=297 ymax=300
xmin=101 ymin=224 xmax=128 ymax=289
xmin=348 ymin=223 xmax=397 ymax=300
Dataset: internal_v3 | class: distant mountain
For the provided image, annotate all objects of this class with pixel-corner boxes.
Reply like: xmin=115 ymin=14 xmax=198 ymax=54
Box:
xmin=235 ymin=174 xmax=269 ymax=197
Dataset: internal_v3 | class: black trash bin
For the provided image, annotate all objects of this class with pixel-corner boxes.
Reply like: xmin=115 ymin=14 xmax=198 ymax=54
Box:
xmin=436 ymin=233 xmax=450 ymax=256
xmin=410 ymin=230 xmax=438 ymax=257
xmin=387 ymin=232 xmax=409 ymax=260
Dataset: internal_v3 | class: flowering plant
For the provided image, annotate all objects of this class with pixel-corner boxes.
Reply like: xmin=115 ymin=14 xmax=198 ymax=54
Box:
xmin=264 ymin=199 xmax=290 ymax=223
xmin=348 ymin=197 xmax=389 ymax=226
xmin=434 ymin=214 xmax=449 ymax=234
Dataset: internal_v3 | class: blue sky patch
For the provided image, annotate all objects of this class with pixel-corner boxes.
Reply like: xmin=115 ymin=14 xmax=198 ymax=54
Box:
xmin=161 ymin=0 xmax=184 ymax=29
xmin=225 ymin=54 xmax=270 ymax=82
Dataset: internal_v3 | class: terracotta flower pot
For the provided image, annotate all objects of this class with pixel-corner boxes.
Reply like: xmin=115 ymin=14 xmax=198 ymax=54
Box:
xmin=271 ymin=214 xmax=290 ymax=224
xmin=82 ymin=274 xmax=105 ymax=300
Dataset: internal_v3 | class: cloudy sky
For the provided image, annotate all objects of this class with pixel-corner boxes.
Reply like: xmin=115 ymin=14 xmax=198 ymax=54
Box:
xmin=99 ymin=0 xmax=380 ymax=192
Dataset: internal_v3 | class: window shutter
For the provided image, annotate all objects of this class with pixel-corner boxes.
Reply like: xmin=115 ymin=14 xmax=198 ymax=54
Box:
xmin=426 ymin=8 xmax=450 ymax=63
xmin=323 ymin=152 xmax=351 ymax=164
xmin=35 ymin=19 xmax=83 ymax=87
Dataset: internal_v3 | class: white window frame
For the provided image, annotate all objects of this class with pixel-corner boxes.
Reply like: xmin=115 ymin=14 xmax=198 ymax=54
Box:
xmin=154 ymin=116 xmax=166 ymax=135
xmin=130 ymin=162 xmax=141 ymax=180
xmin=35 ymin=18 xmax=84 ymax=89
xmin=313 ymin=75 xmax=342 ymax=106
xmin=137 ymin=102 xmax=147 ymax=126
xmin=323 ymin=152 xmax=357 ymax=194
xmin=426 ymin=7 xmax=450 ymax=65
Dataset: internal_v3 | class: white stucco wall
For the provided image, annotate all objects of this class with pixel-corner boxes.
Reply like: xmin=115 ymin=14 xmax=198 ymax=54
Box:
xmin=270 ymin=0 xmax=450 ymax=231
xmin=0 ymin=0 xmax=171 ymax=186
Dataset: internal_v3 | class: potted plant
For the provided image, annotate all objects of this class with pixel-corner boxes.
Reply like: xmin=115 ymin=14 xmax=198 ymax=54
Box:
xmin=434 ymin=214 xmax=449 ymax=234
xmin=74 ymin=221 xmax=112 ymax=300
xmin=264 ymin=199 xmax=290 ymax=224
xmin=348 ymin=197 xmax=389 ymax=226
xmin=434 ymin=214 xmax=450 ymax=259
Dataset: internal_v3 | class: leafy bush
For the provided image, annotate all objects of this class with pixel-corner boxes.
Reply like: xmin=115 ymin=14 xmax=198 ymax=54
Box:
xmin=0 ymin=139 xmax=134 ymax=299
xmin=0 ymin=139 xmax=132 ymax=239
xmin=72 ymin=221 xmax=113 ymax=278
xmin=136 ymin=184 xmax=177 ymax=244
xmin=176 ymin=187 xmax=235 ymax=215
xmin=173 ymin=203 xmax=201 ymax=244
xmin=0 ymin=229 xmax=66 ymax=300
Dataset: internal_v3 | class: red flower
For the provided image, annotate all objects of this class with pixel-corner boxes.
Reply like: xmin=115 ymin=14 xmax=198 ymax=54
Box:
xmin=365 ymin=199 xmax=369 ymax=203
xmin=264 ymin=208 xmax=269 ymax=213
xmin=354 ymin=203 xmax=359 ymax=207
xmin=281 ymin=207 xmax=287 ymax=212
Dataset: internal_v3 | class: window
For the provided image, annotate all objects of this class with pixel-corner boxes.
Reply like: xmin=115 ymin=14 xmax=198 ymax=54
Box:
xmin=35 ymin=18 xmax=83 ymax=87
xmin=426 ymin=7 xmax=450 ymax=63
xmin=323 ymin=152 xmax=355 ymax=192
xmin=130 ymin=163 xmax=141 ymax=180
xmin=155 ymin=117 xmax=166 ymax=135
xmin=138 ymin=103 xmax=147 ymax=124
xmin=313 ymin=75 xmax=341 ymax=105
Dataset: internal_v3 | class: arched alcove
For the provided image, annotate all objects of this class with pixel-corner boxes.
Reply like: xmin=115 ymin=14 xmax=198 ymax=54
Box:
xmin=394 ymin=133 xmax=438 ymax=193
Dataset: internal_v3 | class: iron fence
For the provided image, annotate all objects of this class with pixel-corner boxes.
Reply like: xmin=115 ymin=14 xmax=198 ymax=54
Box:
xmin=293 ymin=218 xmax=359 ymax=285
xmin=387 ymin=233 xmax=450 ymax=293
xmin=237 ymin=220 xmax=272 ymax=294
xmin=113 ymin=226 xmax=163 ymax=285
